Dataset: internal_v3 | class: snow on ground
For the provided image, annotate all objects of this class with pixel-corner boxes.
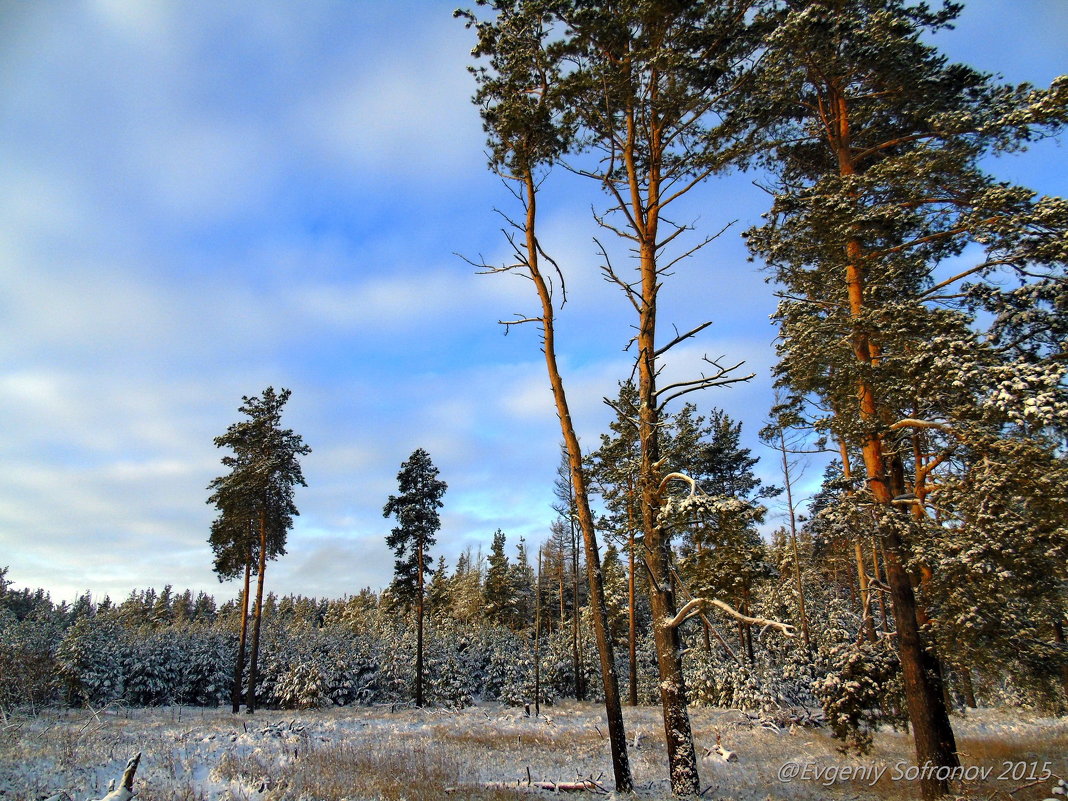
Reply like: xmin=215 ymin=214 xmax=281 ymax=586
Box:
xmin=1 ymin=702 xmax=1065 ymax=801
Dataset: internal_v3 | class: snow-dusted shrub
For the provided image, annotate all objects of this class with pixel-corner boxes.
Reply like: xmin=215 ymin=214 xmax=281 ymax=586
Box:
xmin=497 ymin=651 xmax=536 ymax=707
xmin=477 ymin=626 xmax=526 ymax=703
xmin=424 ymin=625 xmax=477 ymax=708
xmin=124 ymin=629 xmax=184 ymax=705
xmin=0 ymin=610 xmax=61 ymax=710
xmin=340 ymin=631 xmax=384 ymax=705
xmin=813 ymin=639 xmax=901 ymax=754
xmin=539 ymin=628 xmax=582 ymax=700
xmin=317 ymin=628 xmax=370 ymax=706
xmin=371 ymin=621 xmax=416 ymax=704
xmin=276 ymin=658 xmax=328 ymax=709
xmin=55 ymin=615 xmax=129 ymax=706
xmin=685 ymin=650 xmax=769 ymax=711
xmin=633 ymin=633 xmax=661 ymax=705
xmin=427 ymin=648 xmax=475 ymax=708
xmin=174 ymin=626 xmax=234 ymax=706
xmin=249 ymin=623 xmax=293 ymax=707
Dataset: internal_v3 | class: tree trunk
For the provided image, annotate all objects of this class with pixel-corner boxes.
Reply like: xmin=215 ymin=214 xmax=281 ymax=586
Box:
xmin=231 ymin=537 xmax=253 ymax=713
xmin=636 ymin=228 xmax=701 ymax=795
xmin=781 ymin=431 xmax=811 ymax=649
xmin=1053 ymin=620 xmax=1068 ymax=704
xmin=572 ymin=510 xmax=583 ymax=701
xmin=833 ymin=89 xmax=957 ymax=797
xmin=535 ymin=547 xmax=542 ymax=717
xmin=519 ymin=170 xmax=632 ymax=793
xmin=841 ymin=438 xmax=875 ymax=644
xmin=958 ymin=666 xmax=977 ymax=709
xmin=873 ymin=538 xmax=889 ymax=632
xmin=628 ymin=529 xmax=639 ymax=706
xmin=558 ymin=555 xmax=566 ymax=633
xmin=245 ymin=509 xmax=269 ymax=715
xmin=855 ymin=541 xmax=876 ymax=642
xmin=743 ymin=593 xmax=755 ymax=664
xmin=416 ymin=542 xmax=425 ymax=708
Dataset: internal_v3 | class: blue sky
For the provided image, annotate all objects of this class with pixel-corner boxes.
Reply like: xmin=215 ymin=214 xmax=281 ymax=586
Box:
xmin=1 ymin=0 xmax=1065 ymax=604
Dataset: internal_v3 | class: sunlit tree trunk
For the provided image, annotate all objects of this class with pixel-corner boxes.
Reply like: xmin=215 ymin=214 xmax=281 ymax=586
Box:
xmin=520 ymin=170 xmax=632 ymax=792
xmin=231 ymin=537 xmax=253 ymax=713
xmin=245 ymin=509 xmax=268 ymax=714
xmin=416 ymin=542 xmax=425 ymax=708
xmin=830 ymin=89 xmax=958 ymax=796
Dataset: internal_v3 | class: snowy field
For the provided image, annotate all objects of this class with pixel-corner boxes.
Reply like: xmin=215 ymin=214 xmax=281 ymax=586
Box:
xmin=1 ymin=702 xmax=1065 ymax=801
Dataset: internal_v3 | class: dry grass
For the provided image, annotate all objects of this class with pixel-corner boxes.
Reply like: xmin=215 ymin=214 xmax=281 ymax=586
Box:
xmin=284 ymin=741 xmax=527 ymax=801
xmin=433 ymin=722 xmax=604 ymax=749
xmin=856 ymin=722 xmax=1068 ymax=801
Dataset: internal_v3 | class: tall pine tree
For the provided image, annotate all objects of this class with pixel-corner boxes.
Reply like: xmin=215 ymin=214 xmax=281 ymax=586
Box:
xmin=740 ymin=1 xmax=1066 ymax=794
xmin=207 ymin=386 xmax=310 ymax=714
xmin=383 ymin=448 xmax=447 ymax=708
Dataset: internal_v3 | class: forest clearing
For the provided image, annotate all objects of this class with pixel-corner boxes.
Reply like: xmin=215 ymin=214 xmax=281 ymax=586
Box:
xmin=1 ymin=702 xmax=1065 ymax=801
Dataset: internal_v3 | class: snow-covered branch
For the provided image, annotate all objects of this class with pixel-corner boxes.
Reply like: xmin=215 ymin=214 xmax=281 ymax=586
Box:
xmin=663 ymin=598 xmax=706 ymax=629
xmin=663 ymin=598 xmax=796 ymax=638
xmin=707 ymin=599 xmax=796 ymax=638
xmin=888 ymin=418 xmax=956 ymax=435
xmin=96 ymin=753 xmax=141 ymax=801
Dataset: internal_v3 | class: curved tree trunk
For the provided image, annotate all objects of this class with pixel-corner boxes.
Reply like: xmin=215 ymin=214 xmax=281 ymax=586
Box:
xmin=520 ymin=170 xmax=632 ymax=794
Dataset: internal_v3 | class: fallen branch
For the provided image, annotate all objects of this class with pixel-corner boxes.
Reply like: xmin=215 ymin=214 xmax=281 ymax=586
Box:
xmin=450 ymin=778 xmax=609 ymax=794
xmin=532 ymin=780 xmax=609 ymax=793
xmin=96 ymin=753 xmax=141 ymax=801
xmin=703 ymin=744 xmax=737 ymax=763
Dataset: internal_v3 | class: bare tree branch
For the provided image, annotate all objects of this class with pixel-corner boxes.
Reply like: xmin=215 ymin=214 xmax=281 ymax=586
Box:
xmin=655 ymin=321 xmax=715 ymax=357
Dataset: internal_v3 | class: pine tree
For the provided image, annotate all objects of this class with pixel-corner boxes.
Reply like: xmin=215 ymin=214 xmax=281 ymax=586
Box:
xmin=509 ymin=537 xmax=536 ymax=629
xmin=672 ymin=409 xmax=776 ymax=664
xmin=458 ymin=1 xmax=633 ymax=788
xmin=427 ymin=555 xmax=452 ymax=618
xmin=600 ymin=544 xmax=628 ymax=643
xmin=484 ymin=529 xmax=513 ymax=626
xmin=552 ymin=450 xmax=585 ymax=701
xmin=739 ymin=1 xmax=1066 ymax=793
xmin=208 ymin=386 xmax=310 ymax=714
xmin=383 ymin=447 xmax=447 ymax=708
xmin=541 ymin=2 xmax=767 ymax=783
xmin=588 ymin=382 xmax=644 ymax=706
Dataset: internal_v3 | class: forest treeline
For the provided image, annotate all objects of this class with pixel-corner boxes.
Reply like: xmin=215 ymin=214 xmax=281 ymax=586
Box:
xmin=1 ymin=495 xmax=1060 ymax=726
xmin=1 ymin=394 xmax=1064 ymax=746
